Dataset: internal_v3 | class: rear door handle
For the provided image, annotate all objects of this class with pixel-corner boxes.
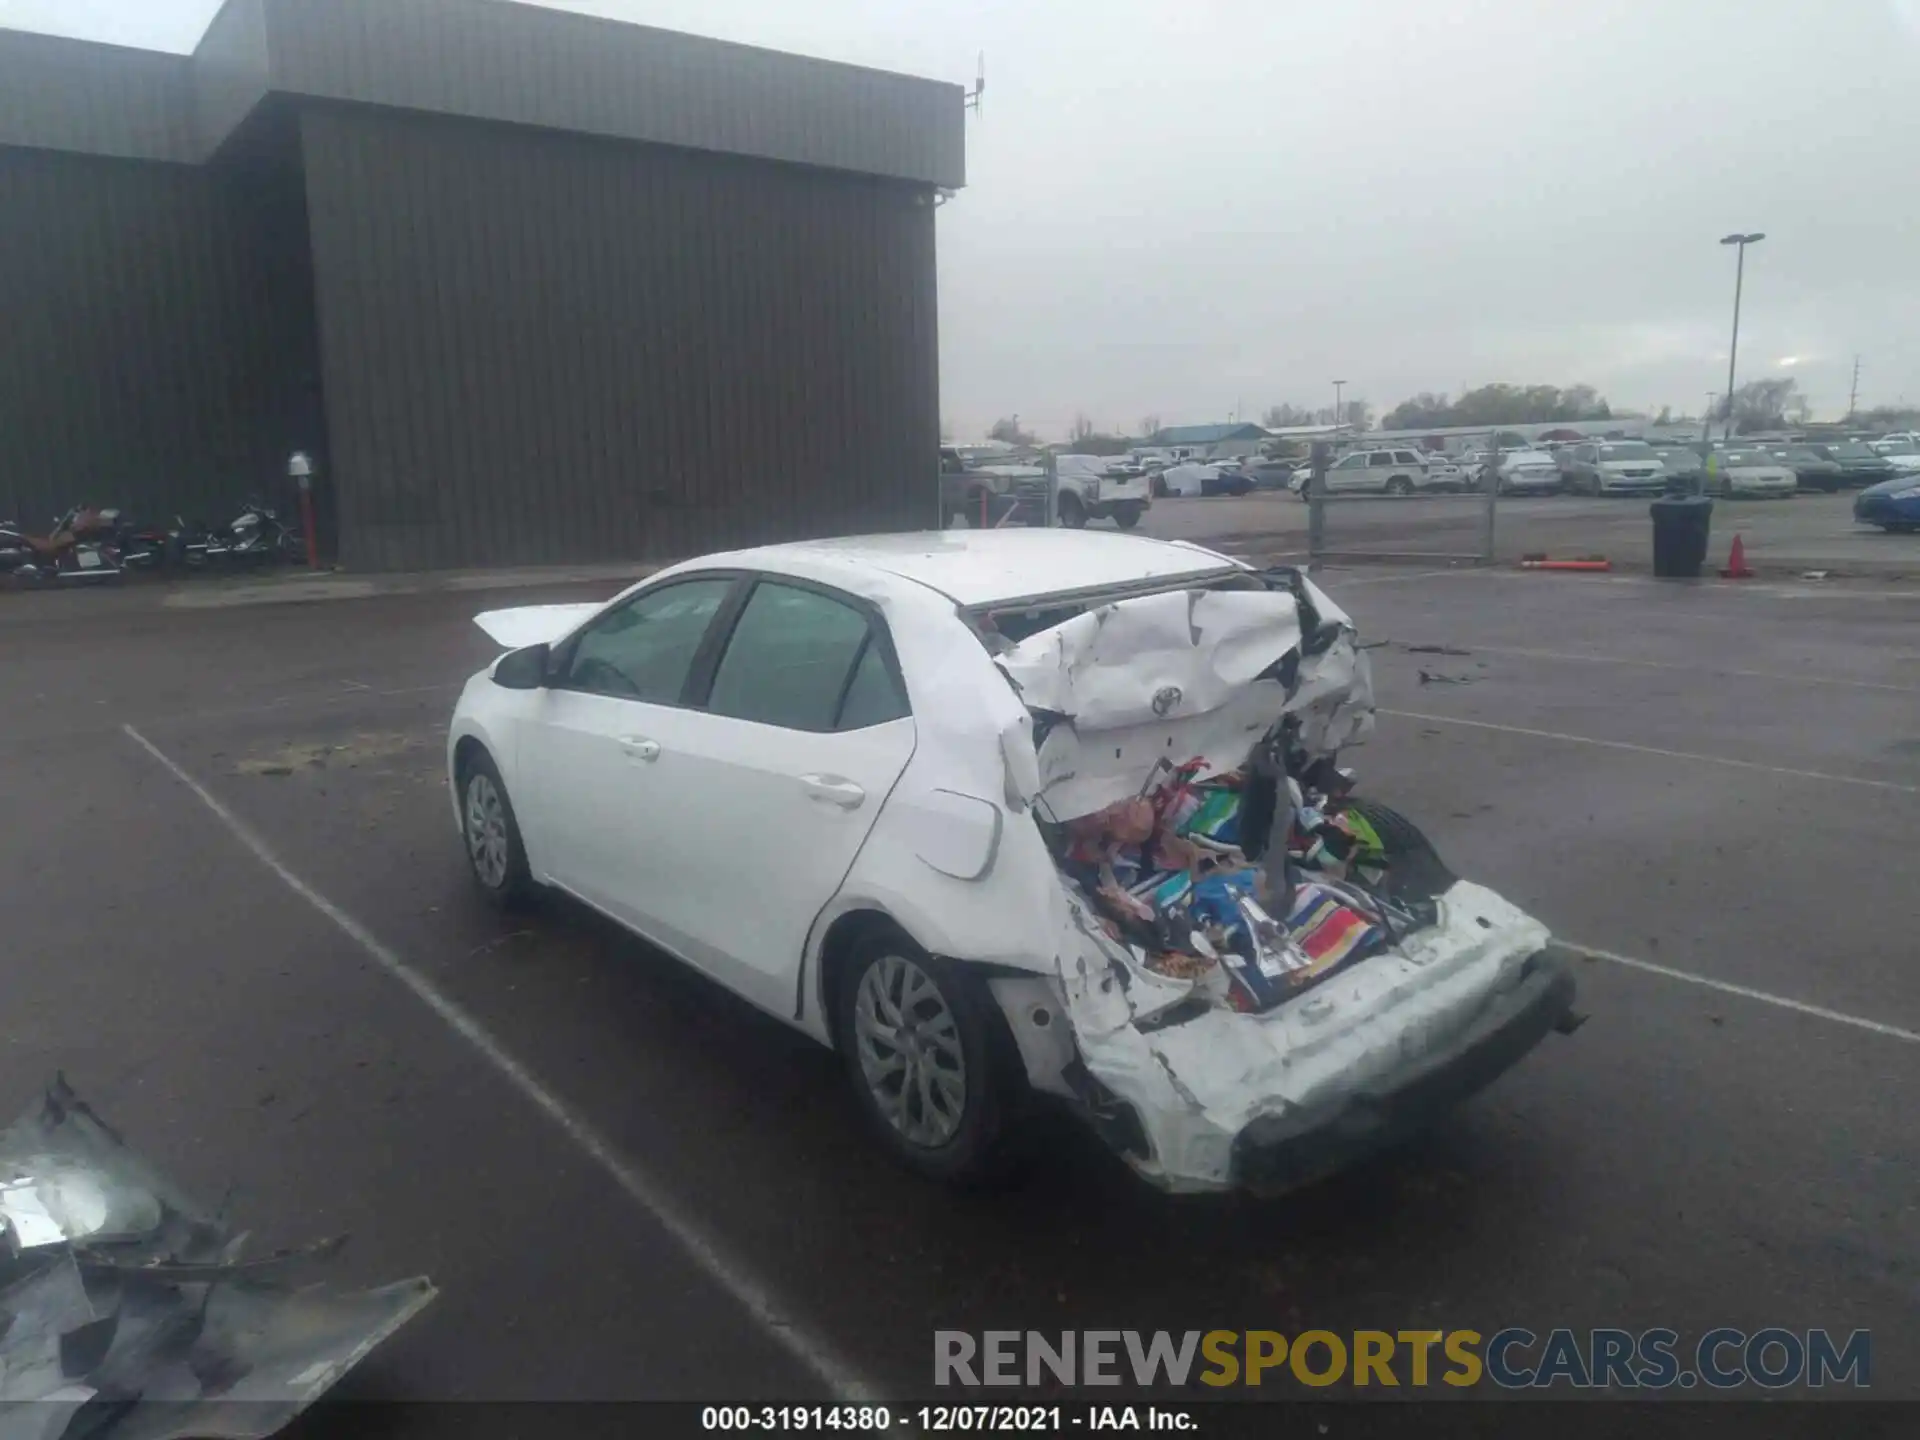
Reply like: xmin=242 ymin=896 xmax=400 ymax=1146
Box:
xmin=800 ymin=774 xmax=866 ymax=810
xmin=618 ymin=736 xmax=661 ymax=762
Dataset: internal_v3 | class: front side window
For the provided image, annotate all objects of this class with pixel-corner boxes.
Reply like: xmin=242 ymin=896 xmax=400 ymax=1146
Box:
xmin=706 ymin=581 xmax=907 ymax=732
xmin=562 ymin=577 xmax=733 ymax=703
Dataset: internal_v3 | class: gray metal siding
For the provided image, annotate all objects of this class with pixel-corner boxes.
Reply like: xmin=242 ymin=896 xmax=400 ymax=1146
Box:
xmin=194 ymin=0 xmax=273 ymax=159
xmin=265 ymin=0 xmax=964 ymax=188
xmin=0 ymin=31 xmax=195 ymax=163
xmin=0 ymin=147 xmax=322 ymax=530
xmin=299 ymin=104 xmax=940 ymax=572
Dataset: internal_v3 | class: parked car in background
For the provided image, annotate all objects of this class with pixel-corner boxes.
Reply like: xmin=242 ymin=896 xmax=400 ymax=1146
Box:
xmin=1872 ymin=431 xmax=1920 ymax=452
xmin=1558 ymin=441 xmax=1667 ymax=496
xmin=1053 ymin=454 xmax=1154 ymax=530
xmin=1322 ymin=447 xmax=1448 ymax=496
xmin=1708 ymin=447 xmax=1798 ymax=499
xmin=1654 ymin=447 xmax=1704 ymax=490
xmin=1419 ymin=454 xmax=1468 ymax=491
xmin=1873 ymin=440 xmax=1920 ymax=475
xmin=1809 ymin=441 xmax=1897 ymax=488
xmin=1765 ymin=445 xmax=1844 ymax=493
xmin=1491 ymin=449 xmax=1564 ymax=495
xmin=1245 ymin=458 xmax=1299 ymax=491
xmin=1160 ymin=460 xmax=1252 ymax=498
xmin=1852 ymin=475 xmax=1920 ymax=533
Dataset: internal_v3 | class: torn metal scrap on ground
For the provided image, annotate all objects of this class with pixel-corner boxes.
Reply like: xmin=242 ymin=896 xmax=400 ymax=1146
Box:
xmin=0 ymin=1078 xmax=434 ymax=1440
xmin=1417 ymin=670 xmax=1475 ymax=685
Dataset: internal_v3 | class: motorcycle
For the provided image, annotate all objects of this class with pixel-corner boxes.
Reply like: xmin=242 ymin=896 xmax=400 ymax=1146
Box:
xmin=0 ymin=507 xmax=125 ymax=585
xmin=178 ymin=499 xmax=306 ymax=570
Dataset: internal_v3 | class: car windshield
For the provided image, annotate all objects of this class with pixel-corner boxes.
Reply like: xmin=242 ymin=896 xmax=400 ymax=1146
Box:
xmin=1831 ymin=443 xmax=1880 ymax=460
xmin=1774 ymin=448 xmax=1818 ymax=462
xmin=1720 ymin=450 xmax=1769 ymax=465
xmin=1881 ymin=441 xmax=1920 ymax=456
xmin=1597 ymin=443 xmax=1652 ymax=459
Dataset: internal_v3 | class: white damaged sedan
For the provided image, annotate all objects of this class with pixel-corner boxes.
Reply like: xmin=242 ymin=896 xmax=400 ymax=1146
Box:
xmin=448 ymin=531 xmax=1577 ymax=1193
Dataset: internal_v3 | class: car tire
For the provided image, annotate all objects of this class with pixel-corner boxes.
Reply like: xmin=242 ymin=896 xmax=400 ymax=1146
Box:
xmin=1057 ymin=493 xmax=1087 ymax=529
xmin=1883 ymin=523 xmax=1916 ymax=534
xmin=1113 ymin=503 xmax=1143 ymax=530
xmin=458 ymin=748 xmax=538 ymax=909
xmin=834 ymin=932 xmax=1019 ymax=1186
xmin=1385 ymin=477 xmax=1414 ymax=497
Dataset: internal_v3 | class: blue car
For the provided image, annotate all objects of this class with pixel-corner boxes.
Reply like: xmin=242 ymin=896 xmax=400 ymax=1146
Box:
xmin=1853 ymin=475 xmax=1920 ymax=533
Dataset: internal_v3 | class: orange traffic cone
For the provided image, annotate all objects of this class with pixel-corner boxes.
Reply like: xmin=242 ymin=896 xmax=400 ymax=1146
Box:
xmin=1720 ymin=532 xmax=1753 ymax=579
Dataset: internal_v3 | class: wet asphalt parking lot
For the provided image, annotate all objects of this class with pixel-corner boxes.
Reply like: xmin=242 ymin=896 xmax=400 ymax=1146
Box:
xmin=2 ymin=559 xmax=1917 ymax=1431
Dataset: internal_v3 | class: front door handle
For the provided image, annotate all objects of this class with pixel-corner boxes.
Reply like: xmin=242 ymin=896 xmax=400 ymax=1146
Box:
xmin=800 ymin=774 xmax=866 ymax=810
xmin=619 ymin=736 xmax=661 ymax=762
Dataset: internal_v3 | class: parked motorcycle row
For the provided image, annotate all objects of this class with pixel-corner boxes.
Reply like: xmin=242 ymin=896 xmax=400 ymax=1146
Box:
xmin=0 ymin=501 xmax=306 ymax=588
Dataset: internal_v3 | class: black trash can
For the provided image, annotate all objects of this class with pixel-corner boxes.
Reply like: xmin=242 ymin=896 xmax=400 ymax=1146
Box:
xmin=1650 ymin=495 xmax=1713 ymax=578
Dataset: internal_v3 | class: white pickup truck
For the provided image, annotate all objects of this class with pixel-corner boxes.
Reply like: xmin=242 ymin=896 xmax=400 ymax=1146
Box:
xmin=1053 ymin=454 xmax=1154 ymax=529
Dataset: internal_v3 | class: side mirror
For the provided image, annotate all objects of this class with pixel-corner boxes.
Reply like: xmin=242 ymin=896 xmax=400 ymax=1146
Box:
xmin=494 ymin=643 xmax=551 ymax=690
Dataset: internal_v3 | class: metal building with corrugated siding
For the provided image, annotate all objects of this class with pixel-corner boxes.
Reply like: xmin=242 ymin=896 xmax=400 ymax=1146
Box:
xmin=0 ymin=0 xmax=963 ymax=569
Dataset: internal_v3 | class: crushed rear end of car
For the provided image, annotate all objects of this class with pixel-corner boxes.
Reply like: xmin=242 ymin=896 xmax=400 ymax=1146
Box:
xmin=968 ymin=567 xmax=1578 ymax=1193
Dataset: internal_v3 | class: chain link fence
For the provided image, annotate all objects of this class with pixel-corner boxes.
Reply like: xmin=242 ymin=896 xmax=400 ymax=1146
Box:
xmin=1303 ymin=435 xmax=1501 ymax=564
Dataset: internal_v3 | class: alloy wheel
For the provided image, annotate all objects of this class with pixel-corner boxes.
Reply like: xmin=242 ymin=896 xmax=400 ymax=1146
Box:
xmin=465 ymin=772 xmax=510 ymax=889
xmin=853 ymin=954 xmax=968 ymax=1147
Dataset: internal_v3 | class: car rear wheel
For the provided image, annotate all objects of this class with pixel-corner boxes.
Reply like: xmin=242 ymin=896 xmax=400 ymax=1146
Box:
xmin=460 ymin=749 xmax=537 ymax=909
xmin=1112 ymin=503 xmax=1143 ymax=530
xmin=835 ymin=934 xmax=1017 ymax=1185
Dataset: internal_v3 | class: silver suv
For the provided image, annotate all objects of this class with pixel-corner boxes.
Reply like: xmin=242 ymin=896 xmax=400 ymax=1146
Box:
xmin=1323 ymin=447 xmax=1448 ymax=496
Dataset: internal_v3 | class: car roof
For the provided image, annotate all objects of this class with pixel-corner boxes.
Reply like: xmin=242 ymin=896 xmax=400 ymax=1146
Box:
xmin=683 ymin=529 xmax=1245 ymax=608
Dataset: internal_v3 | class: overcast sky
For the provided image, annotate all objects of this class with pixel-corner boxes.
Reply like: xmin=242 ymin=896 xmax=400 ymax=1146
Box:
xmin=6 ymin=0 xmax=1919 ymax=438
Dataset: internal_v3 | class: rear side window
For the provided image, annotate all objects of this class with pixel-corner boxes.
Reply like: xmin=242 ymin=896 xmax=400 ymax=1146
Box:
xmin=562 ymin=577 xmax=732 ymax=703
xmin=1369 ymin=452 xmax=1395 ymax=468
xmin=706 ymin=581 xmax=908 ymax=732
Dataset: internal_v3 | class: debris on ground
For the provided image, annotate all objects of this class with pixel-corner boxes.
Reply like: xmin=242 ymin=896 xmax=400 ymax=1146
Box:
xmin=1405 ymin=644 xmax=1471 ymax=656
xmin=1518 ymin=555 xmax=1612 ymax=572
xmin=0 ymin=1077 xmax=435 ymax=1439
xmin=1800 ymin=570 xmax=1832 ymax=581
xmin=1418 ymin=670 xmax=1474 ymax=685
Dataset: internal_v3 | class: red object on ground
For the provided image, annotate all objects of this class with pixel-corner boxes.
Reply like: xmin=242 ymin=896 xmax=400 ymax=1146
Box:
xmin=298 ymin=487 xmax=319 ymax=570
xmin=1518 ymin=559 xmax=1613 ymax=572
xmin=1720 ymin=533 xmax=1753 ymax=579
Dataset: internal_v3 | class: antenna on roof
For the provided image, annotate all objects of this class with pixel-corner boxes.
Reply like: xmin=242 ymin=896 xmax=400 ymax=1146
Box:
xmin=963 ymin=53 xmax=986 ymax=115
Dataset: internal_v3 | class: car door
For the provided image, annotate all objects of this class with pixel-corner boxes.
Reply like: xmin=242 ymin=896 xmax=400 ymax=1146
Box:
xmin=1325 ymin=453 xmax=1370 ymax=493
xmin=623 ymin=576 xmax=917 ymax=1016
xmin=516 ymin=574 xmax=739 ymax=922
xmin=1367 ymin=450 xmax=1398 ymax=492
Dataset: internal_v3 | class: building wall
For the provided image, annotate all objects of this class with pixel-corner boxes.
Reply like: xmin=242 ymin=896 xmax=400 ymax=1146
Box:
xmin=0 ymin=144 xmax=323 ymax=532
xmin=299 ymin=104 xmax=941 ymax=571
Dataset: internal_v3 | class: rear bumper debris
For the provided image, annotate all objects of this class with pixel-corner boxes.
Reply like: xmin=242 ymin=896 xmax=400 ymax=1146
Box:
xmin=1230 ymin=950 xmax=1575 ymax=1194
xmin=0 ymin=1078 xmax=435 ymax=1440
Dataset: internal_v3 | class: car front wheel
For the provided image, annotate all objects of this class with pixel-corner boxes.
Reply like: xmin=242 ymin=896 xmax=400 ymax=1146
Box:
xmin=460 ymin=749 xmax=537 ymax=909
xmin=835 ymin=935 xmax=1016 ymax=1185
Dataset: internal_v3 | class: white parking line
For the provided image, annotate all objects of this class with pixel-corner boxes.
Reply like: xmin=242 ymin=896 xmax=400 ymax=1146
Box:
xmin=1423 ymin=642 xmax=1920 ymax=695
xmin=1563 ymin=942 xmax=1920 ymax=1046
xmin=120 ymin=723 xmax=876 ymax=1403
xmin=1380 ymin=709 xmax=1920 ymax=796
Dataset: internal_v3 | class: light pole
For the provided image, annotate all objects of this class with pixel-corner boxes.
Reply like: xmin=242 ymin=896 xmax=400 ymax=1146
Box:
xmin=1702 ymin=393 xmax=1717 ymax=446
xmin=1719 ymin=232 xmax=1764 ymax=441
xmin=1332 ymin=379 xmax=1346 ymax=432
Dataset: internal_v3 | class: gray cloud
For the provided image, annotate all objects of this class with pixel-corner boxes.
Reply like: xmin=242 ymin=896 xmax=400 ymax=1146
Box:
xmin=5 ymin=0 xmax=1916 ymax=436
